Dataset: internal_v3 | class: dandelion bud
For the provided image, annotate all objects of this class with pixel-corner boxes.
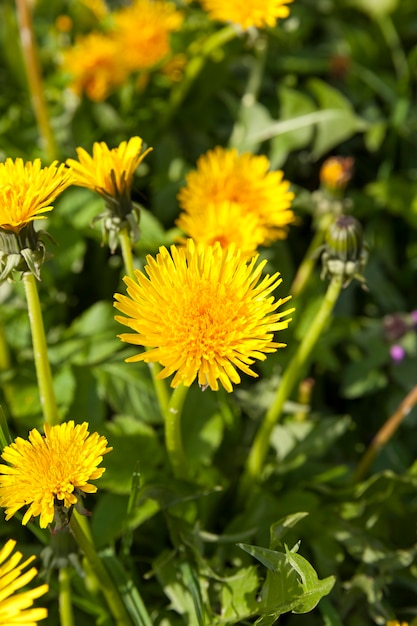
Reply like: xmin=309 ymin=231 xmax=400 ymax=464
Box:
xmin=320 ymin=215 xmax=368 ymax=287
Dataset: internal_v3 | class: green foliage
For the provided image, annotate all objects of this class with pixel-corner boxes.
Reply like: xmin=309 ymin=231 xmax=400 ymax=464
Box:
xmin=1 ymin=0 xmax=417 ymax=624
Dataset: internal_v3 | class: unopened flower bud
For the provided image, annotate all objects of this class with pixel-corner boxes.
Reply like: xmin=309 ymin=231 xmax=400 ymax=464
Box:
xmin=320 ymin=215 xmax=368 ymax=287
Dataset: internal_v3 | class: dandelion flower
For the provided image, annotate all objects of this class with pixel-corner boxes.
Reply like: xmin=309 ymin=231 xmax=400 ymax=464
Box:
xmin=200 ymin=0 xmax=293 ymax=30
xmin=113 ymin=0 xmax=183 ymax=72
xmin=0 ymin=539 xmax=48 ymax=624
xmin=0 ymin=421 xmax=112 ymax=529
xmin=177 ymin=200 xmax=266 ymax=257
xmin=62 ymin=32 xmax=127 ymax=101
xmin=0 ymin=158 xmax=73 ymax=234
xmin=114 ymin=239 xmax=293 ymax=392
xmin=67 ymin=136 xmax=152 ymax=202
xmin=177 ymin=147 xmax=295 ymax=248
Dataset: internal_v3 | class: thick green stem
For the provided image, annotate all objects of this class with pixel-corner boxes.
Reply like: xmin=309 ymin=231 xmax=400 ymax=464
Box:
xmin=118 ymin=228 xmax=136 ymax=281
xmin=354 ymin=383 xmax=417 ymax=483
xmin=22 ymin=272 xmax=59 ymax=425
xmin=59 ymin=567 xmax=75 ymax=626
xmin=118 ymin=228 xmax=170 ymax=416
xmin=15 ymin=0 xmax=57 ymax=161
xmin=69 ymin=514 xmax=133 ymax=626
xmin=164 ymin=384 xmax=190 ymax=480
xmin=239 ymin=275 xmax=344 ymax=498
xmin=290 ymin=213 xmax=333 ymax=298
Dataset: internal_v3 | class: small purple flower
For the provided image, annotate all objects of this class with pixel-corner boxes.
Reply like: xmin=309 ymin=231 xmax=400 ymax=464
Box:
xmin=410 ymin=310 xmax=417 ymax=328
xmin=390 ymin=344 xmax=406 ymax=363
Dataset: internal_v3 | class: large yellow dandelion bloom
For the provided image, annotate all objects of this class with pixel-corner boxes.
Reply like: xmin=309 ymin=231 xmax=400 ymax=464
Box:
xmin=177 ymin=147 xmax=295 ymax=248
xmin=62 ymin=32 xmax=128 ymax=102
xmin=114 ymin=239 xmax=293 ymax=392
xmin=112 ymin=0 xmax=183 ymax=72
xmin=0 ymin=539 xmax=48 ymax=624
xmin=200 ymin=0 xmax=293 ymax=30
xmin=66 ymin=136 xmax=152 ymax=201
xmin=0 ymin=159 xmax=73 ymax=234
xmin=0 ymin=421 xmax=112 ymax=529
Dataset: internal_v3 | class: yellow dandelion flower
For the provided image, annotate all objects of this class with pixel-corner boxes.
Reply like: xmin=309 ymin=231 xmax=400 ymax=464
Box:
xmin=66 ymin=136 xmax=152 ymax=202
xmin=0 ymin=158 xmax=73 ymax=234
xmin=200 ymin=0 xmax=293 ymax=30
xmin=62 ymin=32 xmax=127 ymax=101
xmin=176 ymin=200 xmax=266 ymax=257
xmin=386 ymin=622 xmax=409 ymax=626
xmin=0 ymin=539 xmax=48 ymax=624
xmin=112 ymin=0 xmax=183 ymax=72
xmin=114 ymin=239 xmax=293 ymax=393
xmin=177 ymin=147 xmax=295 ymax=247
xmin=0 ymin=421 xmax=112 ymax=529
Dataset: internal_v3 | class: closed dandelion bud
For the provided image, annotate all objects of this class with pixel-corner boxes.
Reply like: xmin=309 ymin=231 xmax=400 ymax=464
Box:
xmin=326 ymin=215 xmax=363 ymax=263
xmin=320 ymin=215 xmax=368 ymax=287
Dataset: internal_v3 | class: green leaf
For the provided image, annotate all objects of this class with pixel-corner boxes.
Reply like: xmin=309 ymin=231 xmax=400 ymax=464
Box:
xmin=99 ymin=415 xmax=163 ymax=494
xmin=270 ymin=86 xmax=316 ymax=168
xmin=239 ymin=543 xmax=335 ymax=617
xmin=100 ymin=547 xmax=154 ymax=626
xmin=307 ymin=78 xmax=367 ymax=158
xmin=93 ymin=358 xmax=161 ymax=424
xmin=270 ymin=513 xmax=310 ymax=550
xmin=220 ymin=566 xmax=260 ymax=622
xmin=153 ymin=551 xmax=208 ymax=626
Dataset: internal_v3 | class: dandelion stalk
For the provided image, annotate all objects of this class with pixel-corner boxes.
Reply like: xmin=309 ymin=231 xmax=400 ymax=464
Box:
xmin=163 ymin=384 xmax=189 ymax=480
xmin=240 ymin=274 xmax=344 ymax=499
xmin=70 ymin=513 xmax=133 ymax=626
xmin=118 ymin=227 xmax=136 ymax=281
xmin=22 ymin=272 xmax=59 ymax=426
xmin=354 ymin=383 xmax=417 ymax=483
xmin=59 ymin=566 xmax=75 ymax=626
xmin=15 ymin=0 xmax=57 ymax=161
xmin=290 ymin=213 xmax=334 ymax=298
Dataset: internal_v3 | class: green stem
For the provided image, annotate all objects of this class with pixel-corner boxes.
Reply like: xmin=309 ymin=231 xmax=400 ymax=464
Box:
xmin=15 ymin=0 xmax=57 ymax=161
xmin=118 ymin=228 xmax=170 ymax=416
xmin=22 ymin=272 xmax=59 ymax=425
xmin=69 ymin=513 xmax=133 ymax=626
xmin=59 ymin=567 xmax=75 ymax=626
xmin=118 ymin=228 xmax=136 ymax=281
xmin=239 ymin=275 xmax=344 ymax=498
xmin=164 ymin=384 xmax=190 ymax=480
xmin=290 ymin=212 xmax=333 ymax=298
xmin=354 ymin=383 xmax=417 ymax=483
xmin=168 ymin=24 xmax=237 ymax=117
